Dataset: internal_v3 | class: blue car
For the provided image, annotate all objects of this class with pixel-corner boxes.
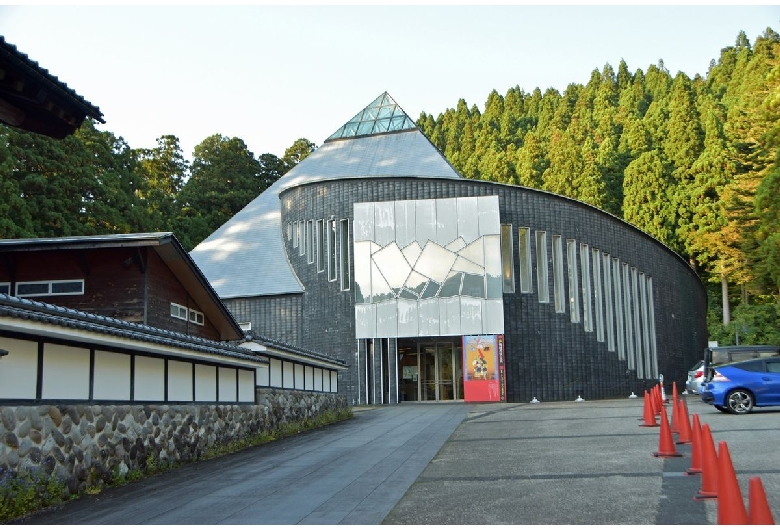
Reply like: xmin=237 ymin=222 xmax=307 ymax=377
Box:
xmin=700 ymin=357 xmax=780 ymax=414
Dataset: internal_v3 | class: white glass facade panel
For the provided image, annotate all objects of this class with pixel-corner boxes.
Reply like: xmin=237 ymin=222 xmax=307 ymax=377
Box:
xmin=376 ymin=300 xmax=398 ymax=337
xmin=478 ymin=196 xmax=501 ymax=236
xmin=418 ymin=298 xmax=440 ymax=336
xmin=460 ymin=297 xmax=482 ymax=335
xmin=415 ymin=200 xmax=437 ymax=245
xmin=457 ymin=197 xmax=480 ymax=244
xmin=355 ymin=303 xmax=377 ymax=338
xmin=439 ymin=297 xmax=462 ymax=335
xmin=482 ymin=299 xmax=505 ymax=334
xmin=374 ymin=201 xmax=395 ymax=247
xmin=353 ymin=203 xmax=375 ymax=242
xmin=373 ymin=242 xmax=411 ymax=289
xmin=435 ymin=198 xmax=458 ymax=246
xmin=397 ymin=299 xmax=419 ymax=337
xmin=354 ymin=197 xmax=503 ymax=339
xmin=395 ymin=200 xmax=416 ymax=248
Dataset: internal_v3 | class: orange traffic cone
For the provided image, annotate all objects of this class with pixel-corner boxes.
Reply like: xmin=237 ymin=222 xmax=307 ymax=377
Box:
xmin=671 ymin=395 xmax=680 ymax=434
xmin=652 ymin=407 xmax=682 ymax=458
xmin=640 ymin=391 xmax=658 ymax=427
xmin=694 ymin=423 xmax=718 ymax=500
xmin=652 ymin=386 xmax=662 ymax=416
xmin=685 ymin=414 xmax=703 ymax=475
xmin=676 ymin=399 xmax=692 ymax=445
xmin=717 ymin=441 xmax=748 ymax=525
xmin=748 ymin=476 xmax=776 ymax=524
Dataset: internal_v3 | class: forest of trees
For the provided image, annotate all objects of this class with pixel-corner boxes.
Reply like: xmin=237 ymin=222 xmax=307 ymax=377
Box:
xmin=0 ymin=28 xmax=778 ymax=346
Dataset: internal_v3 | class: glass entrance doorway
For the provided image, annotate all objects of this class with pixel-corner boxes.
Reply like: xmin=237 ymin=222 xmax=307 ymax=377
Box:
xmin=398 ymin=340 xmax=463 ymax=402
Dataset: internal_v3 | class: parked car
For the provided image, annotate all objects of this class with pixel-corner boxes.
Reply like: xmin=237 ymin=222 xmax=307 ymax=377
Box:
xmin=701 ymin=345 xmax=780 ymax=381
xmin=685 ymin=360 xmax=705 ymax=394
xmin=700 ymin=357 xmax=780 ymax=413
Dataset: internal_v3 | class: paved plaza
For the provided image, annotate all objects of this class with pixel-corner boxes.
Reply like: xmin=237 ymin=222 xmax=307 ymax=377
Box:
xmin=17 ymin=395 xmax=780 ymax=525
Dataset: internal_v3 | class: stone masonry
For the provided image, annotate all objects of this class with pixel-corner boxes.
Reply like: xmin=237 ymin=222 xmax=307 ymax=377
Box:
xmin=0 ymin=389 xmax=349 ymax=495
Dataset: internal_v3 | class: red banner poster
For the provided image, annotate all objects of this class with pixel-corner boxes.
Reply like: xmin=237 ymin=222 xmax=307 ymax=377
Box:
xmin=463 ymin=335 xmax=506 ymax=402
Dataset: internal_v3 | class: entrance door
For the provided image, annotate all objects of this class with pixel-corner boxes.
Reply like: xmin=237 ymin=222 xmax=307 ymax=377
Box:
xmin=415 ymin=342 xmax=462 ymax=401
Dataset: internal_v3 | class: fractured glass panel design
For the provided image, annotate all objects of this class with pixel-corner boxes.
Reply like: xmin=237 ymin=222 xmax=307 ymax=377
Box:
xmin=353 ymin=196 xmax=504 ymax=338
xmin=326 ymin=92 xmax=417 ymax=142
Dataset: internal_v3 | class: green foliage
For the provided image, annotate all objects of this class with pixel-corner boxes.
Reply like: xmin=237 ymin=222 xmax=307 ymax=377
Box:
xmin=0 ymin=470 xmax=69 ymax=523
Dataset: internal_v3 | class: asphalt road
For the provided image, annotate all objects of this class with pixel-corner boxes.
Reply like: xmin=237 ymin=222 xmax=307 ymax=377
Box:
xmin=16 ymin=394 xmax=780 ymax=525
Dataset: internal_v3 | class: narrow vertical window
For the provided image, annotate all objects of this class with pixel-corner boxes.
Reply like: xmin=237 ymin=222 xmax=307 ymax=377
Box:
xmin=316 ymin=219 xmax=325 ymax=273
xmin=306 ymin=220 xmax=314 ymax=264
xmin=647 ymin=277 xmax=658 ymax=378
xmin=593 ymin=248 xmax=604 ymax=342
xmin=603 ymin=254 xmax=615 ymax=352
xmin=631 ymin=267 xmax=643 ymax=378
xmin=327 ymin=219 xmax=337 ymax=282
xmin=518 ymin=227 xmax=532 ymax=293
xmin=501 ymin=224 xmax=515 ymax=293
xmin=340 ymin=219 xmax=351 ymax=291
xmin=639 ymin=272 xmax=651 ymax=377
xmin=299 ymin=221 xmax=306 ymax=256
xmin=287 ymin=222 xmax=292 ymax=241
xmin=622 ymin=263 xmax=635 ymax=372
xmin=535 ymin=231 xmax=549 ymax=303
xmin=613 ymin=257 xmax=626 ymax=362
xmin=293 ymin=221 xmax=299 ymax=248
xmin=580 ymin=243 xmax=592 ymax=332
xmin=567 ymin=239 xmax=580 ymax=323
xmin=552 ymin=235 xmax=565 ymax=313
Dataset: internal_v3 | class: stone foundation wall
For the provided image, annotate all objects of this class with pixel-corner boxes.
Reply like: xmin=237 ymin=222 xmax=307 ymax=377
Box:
xmin=0 ymin=389 xmax=349 ymax=495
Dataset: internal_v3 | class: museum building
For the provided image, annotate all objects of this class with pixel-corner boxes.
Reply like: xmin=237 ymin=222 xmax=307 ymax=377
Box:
xmin=190 ymin=92 xmax=707 ymax=405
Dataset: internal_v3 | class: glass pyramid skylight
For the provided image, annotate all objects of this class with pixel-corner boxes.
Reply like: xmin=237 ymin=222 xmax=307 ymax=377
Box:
xmin=325 ymin=92 xmax=417 ymax=142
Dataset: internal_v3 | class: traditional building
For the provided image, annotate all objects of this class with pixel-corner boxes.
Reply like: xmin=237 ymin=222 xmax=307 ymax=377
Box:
xmin=192 ymin=92 xmax=707 ymax=405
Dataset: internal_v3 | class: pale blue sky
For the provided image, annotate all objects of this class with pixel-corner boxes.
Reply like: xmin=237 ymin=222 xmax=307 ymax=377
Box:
xmin=1 ymin=5 xmax=778 ymax=160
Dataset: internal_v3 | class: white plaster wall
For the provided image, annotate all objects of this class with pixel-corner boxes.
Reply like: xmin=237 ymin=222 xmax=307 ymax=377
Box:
xmin=314 ymin=368 xmax=323 ymax=391
xmin=195 ymin=364 xmax=217 ymax=401
xmin=256 ymin=364 xmax=270 ymax=386
xmin=42 ymin=344 xmax=89 ymax=400
xmin=323 ymin=370 xmax=331 ymax=392
xmin=282 ymin=361 xmax=294 ymax=389
xmin=269 ymin=358 xmax=282 ymax=387
xmin=294 ymin=364 xmax=304 ymax=390
xmin=168 ymin=360 xmax=193 ymax=401
xmin=218 ymin=367 xmax=237 ymax=402
xmin=331 ymin=371 xmax=338 ymax=393
xmin=93 ymin=350 xmax=131 ymax=400
xmin=238 ymin=369 xmax=254 ymax=402
xmin=134 ymin=356 xmax=164 ymax=401
xmin=0 ymin=338 xmax=37 ymax=399
xmin=305 ymin=366 xmax=313 ymax=390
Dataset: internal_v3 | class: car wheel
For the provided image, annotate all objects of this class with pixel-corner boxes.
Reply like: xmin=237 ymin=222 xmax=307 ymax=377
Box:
xmin=714 ymin=405 xmax=729 ymax=413
xmin=726 ymin=389 xmax=754 ymax=414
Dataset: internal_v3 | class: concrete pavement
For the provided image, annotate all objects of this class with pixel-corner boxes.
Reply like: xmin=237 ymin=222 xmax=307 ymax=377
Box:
xmin=16 ymin=395 xmax=780 ymax=525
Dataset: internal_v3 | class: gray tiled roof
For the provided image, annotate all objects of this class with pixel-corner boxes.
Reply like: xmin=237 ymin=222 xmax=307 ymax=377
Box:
xmin=190 ymin=96 xmax=463 ymax=299
xmin=0 ymin=294 xmax=263 ymax=363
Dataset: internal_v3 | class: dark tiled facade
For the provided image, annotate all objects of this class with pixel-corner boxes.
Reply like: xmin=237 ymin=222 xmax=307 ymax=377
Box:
xmin=237 ymin=177 xmax=706 ymax=404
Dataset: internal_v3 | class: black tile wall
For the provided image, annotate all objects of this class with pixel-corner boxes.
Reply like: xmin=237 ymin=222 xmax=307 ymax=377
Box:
xmin=234 ymin=177 xmax=707 ymax=405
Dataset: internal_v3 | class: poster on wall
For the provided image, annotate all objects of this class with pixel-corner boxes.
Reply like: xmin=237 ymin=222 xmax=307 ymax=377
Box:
xmin=463 ymin=335 xmax=506 ymax=402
